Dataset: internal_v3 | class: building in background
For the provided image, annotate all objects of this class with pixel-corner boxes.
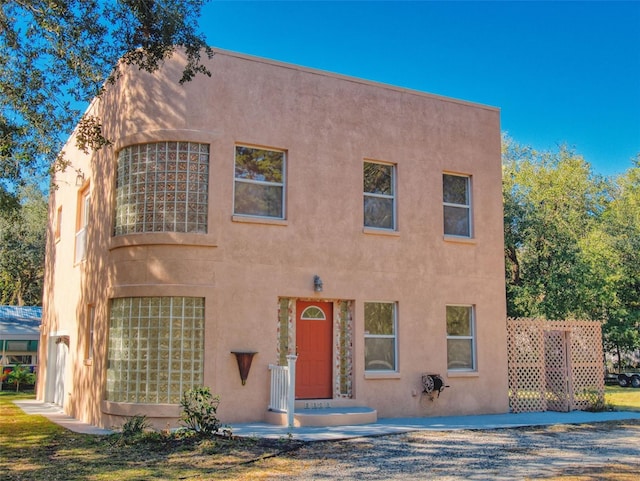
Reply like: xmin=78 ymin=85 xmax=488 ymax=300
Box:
xmin=1 ymin=306 xmax=41 ymax=388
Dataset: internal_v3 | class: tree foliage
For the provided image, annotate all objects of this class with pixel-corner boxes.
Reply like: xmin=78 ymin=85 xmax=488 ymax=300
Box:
xmin=0 ymin=184 xmax=47 ymax=305
xmin=0 ymin=0 xmax=212 ymax=191
xmin=503 ymin=136 xmax=640 ymax=366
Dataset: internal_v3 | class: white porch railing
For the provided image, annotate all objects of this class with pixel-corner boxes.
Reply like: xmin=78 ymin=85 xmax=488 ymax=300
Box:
xmin=268 ymin=364 xmax=289 ymax=412
xmin=268 ymin=355 xmax=297 ymax=427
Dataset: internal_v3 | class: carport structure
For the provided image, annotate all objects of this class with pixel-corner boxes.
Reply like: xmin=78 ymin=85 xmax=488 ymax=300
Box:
xmin=507 ymin=318 xmax=604 ymax=413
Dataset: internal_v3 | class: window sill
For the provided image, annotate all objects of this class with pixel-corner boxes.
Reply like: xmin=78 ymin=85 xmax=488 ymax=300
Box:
xmin=232 ymin=215 xmax=288 ymax=226
xmin=447 ymin=370 xmax=479 ymax=378
xmin=364 ymin=371 xmax=401 ymax=380
xmin=363 ymin=227 xmax=400 ymax=237
xmin=101 ymin=400 xmax=180 ymax=417
xmin=443 ymin=235 xmax=476 ymax=245
xmin=110 ymin=232 xmax=217 ymax=250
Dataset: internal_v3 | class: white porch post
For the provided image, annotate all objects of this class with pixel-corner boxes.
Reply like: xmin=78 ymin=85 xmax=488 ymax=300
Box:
xmin=286 ymin=354 xmax=297 ymax=428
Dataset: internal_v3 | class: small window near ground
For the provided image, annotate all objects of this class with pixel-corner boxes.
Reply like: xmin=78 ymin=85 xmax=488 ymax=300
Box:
xmin=364 ymin=302 xmax=397 ymax=371
xmin=443 ymin=173 xmax=472 ymax=237
xmin=446 ymin=305 xmax=476 ymax=371
xmin=234 ymin=145 xmax=285 ymax=219
xmin=364 ymin=161 xmax=396 ymax=230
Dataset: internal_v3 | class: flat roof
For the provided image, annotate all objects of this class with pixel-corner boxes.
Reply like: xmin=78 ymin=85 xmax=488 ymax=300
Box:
xmin=0 ymin=306 xmax=41 ymax=340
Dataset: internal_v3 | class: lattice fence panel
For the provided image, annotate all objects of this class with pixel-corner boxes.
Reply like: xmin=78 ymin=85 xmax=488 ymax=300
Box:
xmin=507 ymin=318 xmax=604 ymax=413
xmin=507 ymin=319 xmax=546 ymax=413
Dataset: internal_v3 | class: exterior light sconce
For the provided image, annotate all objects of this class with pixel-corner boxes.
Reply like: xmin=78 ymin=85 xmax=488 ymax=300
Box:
xmin=313 ymin=275 xmax=323 ymax=292
xmin=231 ymin=351 xmax=257 ymax=385
xmin=75 ymin=169 xmax=85 ymax=186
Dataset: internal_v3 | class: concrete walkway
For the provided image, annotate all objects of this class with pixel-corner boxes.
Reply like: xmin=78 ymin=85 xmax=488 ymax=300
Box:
xmin=14 ymin=399 xmax=640 ymax=441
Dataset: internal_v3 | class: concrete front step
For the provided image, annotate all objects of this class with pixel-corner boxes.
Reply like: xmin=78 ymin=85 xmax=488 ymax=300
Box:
xmin=265 ymin=405 xmax=377 ymax=427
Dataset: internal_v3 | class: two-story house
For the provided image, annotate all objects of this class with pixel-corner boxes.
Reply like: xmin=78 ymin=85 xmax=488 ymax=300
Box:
xmin=38 ymin=49 xmax=508 ymax=429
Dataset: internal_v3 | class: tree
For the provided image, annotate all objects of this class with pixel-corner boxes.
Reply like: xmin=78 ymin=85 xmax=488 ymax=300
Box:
xmin=503 ymin=137 xmax=640 ymax=368
xmin=502 ymin=136 xmax=611 ymax=320
xmin=592 ymin=157 xmax=640 ymax=369
xmin=0 ymin=184 xmax=47 ymax=305
xmin=0 ymin=0 xmax=212 ymax=192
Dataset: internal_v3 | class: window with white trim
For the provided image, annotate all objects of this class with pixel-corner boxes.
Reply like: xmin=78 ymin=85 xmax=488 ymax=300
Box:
xmin=364 ymin=302 xmax=397 ymax=371
xmin=85 ymin=304 xmax=95 ymax=360
xmin=75 ymin=186 xmax=90 ymax=263
xmin=106 ymin=297 xmax=204 ymax=404
xmin=300 ymin=306 xmax=326 ymax=320
xmin=234 ymin=145 xmax=285 ymax=219
xmin=364 ymin=161 xmax=396 ymax=230
xmin=446 ymin=305 xmax=476 ymax=371
xmin=443 ymin=173 xmax=472 ymax=237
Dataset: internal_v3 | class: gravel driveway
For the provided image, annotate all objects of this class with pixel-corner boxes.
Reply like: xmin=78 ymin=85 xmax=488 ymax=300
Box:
xmin=269 ymin=420 xmax=640 ymax=480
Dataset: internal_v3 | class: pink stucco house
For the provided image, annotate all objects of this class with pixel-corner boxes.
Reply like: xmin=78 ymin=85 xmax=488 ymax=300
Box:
xmin=38 ymin=49 xmax=508 ymax=429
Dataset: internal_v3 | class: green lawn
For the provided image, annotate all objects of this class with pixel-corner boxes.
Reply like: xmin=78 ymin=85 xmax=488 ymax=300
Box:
xmin=605 ymin=385 xmax=640 ymax=411
xmin=0 ymin=392 xmax=304 ymax=481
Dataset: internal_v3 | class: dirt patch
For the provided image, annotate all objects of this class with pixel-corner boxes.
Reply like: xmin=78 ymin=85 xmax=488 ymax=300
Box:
xmin=267 ymin=420 xmax=640 ymax=480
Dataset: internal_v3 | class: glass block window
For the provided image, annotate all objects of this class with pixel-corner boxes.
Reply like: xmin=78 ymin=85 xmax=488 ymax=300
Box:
xmin=234 ymin=145 xmax=285 ymax=219
xmin=106 ymin=297 xmax=205 ymax=404
xmin=364 ymin=302 xmax=397 ymax=371
xmin=446 ymin=305 xmax=476 ymax=371
xmin=114 ymin=142 xmax=209 ymax=235
xmin=443 ymin=173 xmax=472 ymax=237
xmin=364 ymin=161 xmax=396 ymax=230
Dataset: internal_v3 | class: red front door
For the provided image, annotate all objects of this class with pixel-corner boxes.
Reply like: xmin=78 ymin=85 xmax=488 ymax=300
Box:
xmin=296 ymin=300 xmax=333 ymax=399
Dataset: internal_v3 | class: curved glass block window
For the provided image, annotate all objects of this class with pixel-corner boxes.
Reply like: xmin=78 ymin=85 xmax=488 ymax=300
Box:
xmin=301 ymin=306 xmax=326 ymax=320
xmin=106 ymin=297 xmax=204 ymax=404
xmin=234 ymin=145 xmax=285 ymax=219
xmin=364 ymin=161 xmax=396 ymax=230
xmin=114 ymin=142 xmax=209 ymax=235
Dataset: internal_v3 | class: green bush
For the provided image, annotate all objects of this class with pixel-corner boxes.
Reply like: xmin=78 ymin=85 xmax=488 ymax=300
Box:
xmin=7 ymin=365 xmax=36 ymax=392
xmin=121 ymin=414 xmax=151 ymax=437
xmin=180 ymin=386 xmax=221 ymax=436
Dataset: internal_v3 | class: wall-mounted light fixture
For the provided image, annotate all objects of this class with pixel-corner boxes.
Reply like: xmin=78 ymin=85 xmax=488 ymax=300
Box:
xmin=75 ymin=169 xmax=85 ymax=186
xmin=313 ymin=275 xmax=323 ymax=292
xmin=231 ymin=351 xmax=257 ymax=385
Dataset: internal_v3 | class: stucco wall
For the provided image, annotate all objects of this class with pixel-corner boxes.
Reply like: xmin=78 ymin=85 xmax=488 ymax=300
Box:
xmin=40 ymin=49 xmax=508 ymax=428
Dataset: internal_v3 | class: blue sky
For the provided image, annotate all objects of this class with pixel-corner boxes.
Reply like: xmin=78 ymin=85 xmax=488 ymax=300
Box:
xmin=200 ymin=1 xmax=640 ymax=177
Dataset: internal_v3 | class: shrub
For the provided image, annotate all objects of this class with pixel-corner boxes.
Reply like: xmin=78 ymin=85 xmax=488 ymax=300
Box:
xmin=7 ymin=365 xmax=36 ymax=392
xmin=121 ymin=414 xmax=152 ymax=437
xmin=180 ymin=386 xmax=221 ymax=436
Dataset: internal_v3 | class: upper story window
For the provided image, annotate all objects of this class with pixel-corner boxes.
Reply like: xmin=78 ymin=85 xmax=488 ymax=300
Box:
xmin=55 ymin=206 xmax=62 ymax=242
xmin=75 ymin=186 xmax=90 ymax=263
xmin=234 ymin=145 xmax=286 ymax=219
xmin=443 ymin=173 xmax=472 ymax=237
xmin=114 ymin=142 xmax=209 ymax=235
xmin=364 ymin=302 xmax=398 ymax=372
xmin=446 ymin=305 xmax=476 ymax=371
xmin=364 ymin=161 xmax=396 ymax=230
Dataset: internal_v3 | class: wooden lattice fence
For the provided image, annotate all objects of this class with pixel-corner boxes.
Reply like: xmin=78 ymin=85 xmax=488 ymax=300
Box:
xmin=507 ymin=318 xmax=604 ymax=413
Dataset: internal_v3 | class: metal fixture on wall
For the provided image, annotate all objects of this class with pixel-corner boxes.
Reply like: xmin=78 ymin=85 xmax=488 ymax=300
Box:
xmin=231 ymin=351 xmax=257 ymax=385
xmin=75 ymin=169 xmax=85 ymax=186
xmin=313 ymin=275 xmax=323 ymax=292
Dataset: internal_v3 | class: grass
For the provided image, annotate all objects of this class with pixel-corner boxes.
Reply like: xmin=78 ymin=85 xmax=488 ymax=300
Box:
xmin=2 ymin=388 xmax=639 ymax=480
xmin=0 ymin=392 xmax=306 ymax=481
xmin=605 ymin=385 xmax=640 ymax=411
